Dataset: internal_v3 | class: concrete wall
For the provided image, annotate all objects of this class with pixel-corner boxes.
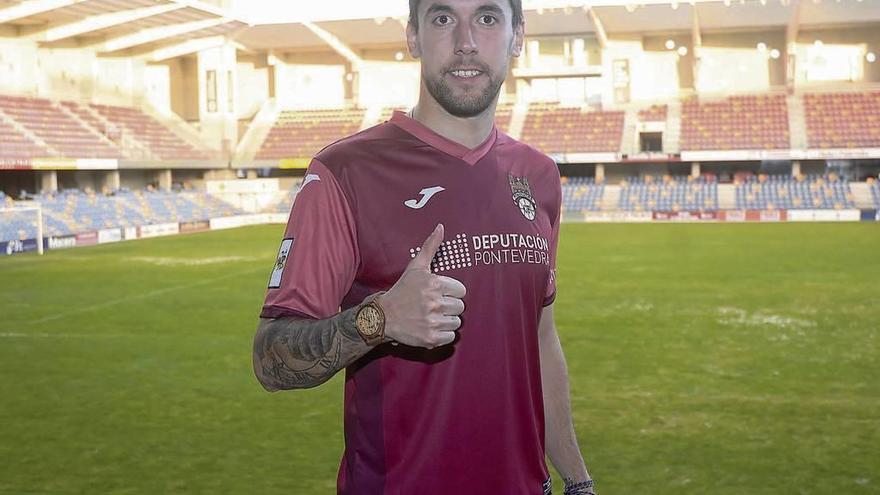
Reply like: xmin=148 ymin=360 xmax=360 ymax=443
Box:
xmin=169 ymin=56 xmax=200 ymax=122
xmin=235 ymin=59 xmax=270 ymax=119
xmin=198 ymin=44 xmax=239 ymax=151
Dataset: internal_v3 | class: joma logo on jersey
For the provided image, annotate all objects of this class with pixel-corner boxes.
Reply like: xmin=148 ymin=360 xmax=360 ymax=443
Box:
xmin=508 ymin=173 xmax=537 ymax=221
xmin=404 ymin=186 xmax=445 ymax=209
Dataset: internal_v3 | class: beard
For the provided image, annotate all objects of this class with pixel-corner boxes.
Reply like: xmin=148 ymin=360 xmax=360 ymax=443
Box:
xmin=423 ymin=60 xmax=507 ymax=118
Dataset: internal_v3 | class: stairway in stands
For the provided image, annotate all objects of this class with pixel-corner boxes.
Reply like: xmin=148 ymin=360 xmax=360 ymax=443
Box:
xmin=787 ymin=95 xmax=808 ymax=150
xmin=663 ymin=101 xmax=682 ymax=154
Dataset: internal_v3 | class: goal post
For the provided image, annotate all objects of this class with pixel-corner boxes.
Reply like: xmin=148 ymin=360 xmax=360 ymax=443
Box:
xmin=0 ymin=201 xmax=44 ymax=256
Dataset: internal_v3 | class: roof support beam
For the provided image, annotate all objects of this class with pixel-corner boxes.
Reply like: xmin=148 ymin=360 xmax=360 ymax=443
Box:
xmin=144 ymin=35 xmax=225 ymax=61
xmin=32 ymin=4 xmax=186 ymax=42
xmin=585 ymin=7 xmax=607 ymax=49
xmin=785 ymin=0 xmax=803 ymax=88
xmin=0 ymin=0 xmax=87 ymax=24
xmin=691 ymin=4 xmax=702 ymax=90
xmin=302 ymin=21 xmax=363 ymax=70
xmin=97 ymin=17 xmax=233 ymax=53
xmin=786 ymin=0 xmax=802 ymax=50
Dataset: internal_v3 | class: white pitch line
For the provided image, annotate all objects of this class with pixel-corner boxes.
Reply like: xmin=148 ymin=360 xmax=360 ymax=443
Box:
xmin=26 ymin=267 xmax=265 ymax=326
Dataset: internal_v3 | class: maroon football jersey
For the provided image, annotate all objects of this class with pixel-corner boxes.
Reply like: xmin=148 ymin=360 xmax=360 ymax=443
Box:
xmin=262 ymin=110 xmax=561 ymax=494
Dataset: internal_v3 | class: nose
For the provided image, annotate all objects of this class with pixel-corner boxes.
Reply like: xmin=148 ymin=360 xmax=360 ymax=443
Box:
xmin=453 ymin=21 xmax=478 ymax=55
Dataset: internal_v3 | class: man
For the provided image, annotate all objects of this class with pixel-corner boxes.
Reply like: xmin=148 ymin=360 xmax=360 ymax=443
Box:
xmin=252 ymin=0 xmax=597 ymax=493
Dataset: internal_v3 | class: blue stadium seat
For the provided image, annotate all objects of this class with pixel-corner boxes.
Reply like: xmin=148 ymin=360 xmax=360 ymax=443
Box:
xmin=561 ymin=177 xmax=605 ymax=212
xmin=618 ymin=176 xmax=718 ymax=212
xmin=735 ymin=174 xmax=855 ymax=210
xmin=1 ymin=189 xmax=244 ymax=243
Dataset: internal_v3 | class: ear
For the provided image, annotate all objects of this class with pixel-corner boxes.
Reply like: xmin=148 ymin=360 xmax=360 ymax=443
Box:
xmin=406 ymin=22 xmax=422 ymax=59
xmin=510 ymin=21 xmax=525 ymax=57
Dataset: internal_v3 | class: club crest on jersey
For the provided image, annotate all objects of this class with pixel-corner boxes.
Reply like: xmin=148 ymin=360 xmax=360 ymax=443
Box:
xmin=508 ymin=173 xmax=537 ymax=221
xmin=268 ymin=238 xmax=293 ymax=289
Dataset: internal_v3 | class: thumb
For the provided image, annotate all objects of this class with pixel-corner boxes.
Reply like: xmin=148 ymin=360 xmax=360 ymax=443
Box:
xmin=410 ymin=223 xmax=444 ymax=269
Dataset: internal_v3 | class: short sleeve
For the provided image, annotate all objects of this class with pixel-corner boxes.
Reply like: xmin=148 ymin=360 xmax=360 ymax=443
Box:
xmin=542 ymin=172 xmax=561 ymax=307
xmin=261 ymin=158 xmax=359 ymax=320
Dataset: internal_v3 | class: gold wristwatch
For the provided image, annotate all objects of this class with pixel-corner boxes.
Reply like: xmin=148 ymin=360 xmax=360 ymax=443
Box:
xmin=354 ymin=292 xmax=387 ymax=346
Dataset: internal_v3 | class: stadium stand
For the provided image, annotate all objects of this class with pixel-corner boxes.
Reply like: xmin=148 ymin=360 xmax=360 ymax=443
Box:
xmin=520 ymin=102 xmax=625 ymax=154
xmin=0 ymin=95 xmax=120 ymax=159
xmin=256 ymin=107 xmax=366 ymax=160
xmin=494 ymin=101 xmax=514 ymax=133
xmin=0 ymin=117 xmax=48 ymax=158
xmin=680 ymin=94 xmax=789 ymax=150
xmin=735 ymin=174 xmax=855 ymax=210
xmin=638 ymin=104 xmax=668 ymax=122
xmin=0 ymin=189 xmax=242 ymax=243
xmin=376 ymin=102 xmax=513 ymax=132
xmin=867 ymin=177 xmax=880 ymax=208
xmin=378 ymin=106 xmax=405 ymax=122
xmin=561 ymin=176 xmax=604 ymax=212
xmin=0 ymin=209 xmax=37 ymax=243
xmin=261 ymin=178 xmax=303 ymax=214
xmin=89 ymin=103 xmax=208 ymax=160
xmin=803 ymin=91 xmax=880 ymax=149
xmin=619 ymin=175 xmax=718 ymax=212
xmin=59 ymin=101 xmax=120 ymax=141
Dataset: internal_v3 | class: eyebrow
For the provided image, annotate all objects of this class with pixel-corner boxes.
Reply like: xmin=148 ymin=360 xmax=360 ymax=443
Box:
xmin=423 ymin=2 xmax=506 ymax=18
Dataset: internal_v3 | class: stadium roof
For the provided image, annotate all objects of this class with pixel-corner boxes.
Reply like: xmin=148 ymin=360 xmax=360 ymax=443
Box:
xmin=236 ymin=0 xmax=880 ymax=52
xmin=1 ymin=0 xmax=878 ymax=59
xmin=0 ymin=0 xmax=247 ymax=59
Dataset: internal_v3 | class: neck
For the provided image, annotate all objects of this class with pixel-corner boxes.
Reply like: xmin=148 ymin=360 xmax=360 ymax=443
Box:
xmin=410 ymin=87 xmax=498 ymax=150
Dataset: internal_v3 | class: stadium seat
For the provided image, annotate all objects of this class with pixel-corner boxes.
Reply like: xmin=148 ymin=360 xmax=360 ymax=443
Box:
xmin=803 ymin=91 xmax=880 ymax=149
xmin=618 ymin=175 xmax=718 ymax=212
xmin=680 ymin=94 xmax=790 ymax=151
xmin=561 ymin=176 xmax=605 ymax=212
xmin=89 ymin=103 xmax=208 ymax=160
xmin=734 ymin=174 xmax=855 ymax=210
xmin=0 ymin=95 xmax=121 ymax=159
xmin=0 ymin=189 xmax=244 ymax=243
xmin=868 ymin=177 xmax=880 ymax=209
xmin=520 ymin=102 xmax=625 ymax=154
xmin=638 ymin=104 xmax=668 ymax=122
xmin=256 ymin=107 xmax=366 ymax=160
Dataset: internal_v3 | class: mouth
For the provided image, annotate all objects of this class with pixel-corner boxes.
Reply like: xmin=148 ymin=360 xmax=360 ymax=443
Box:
xmin=448 ymin=69 xmax=484 ymax=79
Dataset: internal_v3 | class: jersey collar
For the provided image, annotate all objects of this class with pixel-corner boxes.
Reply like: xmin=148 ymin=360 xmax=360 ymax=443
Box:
xmin=389 ymin=110 xmax=497 ymax=166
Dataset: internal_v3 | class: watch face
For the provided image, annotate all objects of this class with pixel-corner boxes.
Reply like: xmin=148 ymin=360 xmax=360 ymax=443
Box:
xmin=356 ymin=305 xmax=382 ymax=336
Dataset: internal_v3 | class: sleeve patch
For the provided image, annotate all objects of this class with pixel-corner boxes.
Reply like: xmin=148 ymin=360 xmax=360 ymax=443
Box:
xmin=268 ymin=238 xmax=294 ymax=289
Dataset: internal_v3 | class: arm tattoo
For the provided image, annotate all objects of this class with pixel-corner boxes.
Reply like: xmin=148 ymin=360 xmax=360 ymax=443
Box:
xmin=252 ymin=295 xmax=379 ymax=391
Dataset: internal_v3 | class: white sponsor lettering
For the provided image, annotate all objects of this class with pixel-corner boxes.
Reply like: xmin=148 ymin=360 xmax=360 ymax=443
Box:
xmin=48 ymin=236 xmax=76 ymax=250
xmin=139 ymin=223 xmax=180 ymax=238
xmin=472 ymin=232 xmax=548 ymax=252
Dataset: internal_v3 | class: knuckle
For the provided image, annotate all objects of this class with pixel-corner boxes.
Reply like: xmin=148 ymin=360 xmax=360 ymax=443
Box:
xmin=428 ymin=299 xmax=440 ymax=313
xmin=425 ymin=316 xmax=438 ymax=330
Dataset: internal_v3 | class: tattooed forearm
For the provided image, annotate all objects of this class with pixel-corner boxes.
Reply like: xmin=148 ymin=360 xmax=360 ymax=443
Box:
xmin=252 ymin=296 xmax=379 ymax=391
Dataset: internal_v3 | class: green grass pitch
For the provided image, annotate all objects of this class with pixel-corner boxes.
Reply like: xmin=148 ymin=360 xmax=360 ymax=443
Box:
xmin=0 ymin=223 xmax=877 ymax=494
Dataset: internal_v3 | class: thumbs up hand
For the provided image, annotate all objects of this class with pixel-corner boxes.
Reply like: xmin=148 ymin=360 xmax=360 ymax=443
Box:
xmin=376 ymin=223 xmax=467 ymax=349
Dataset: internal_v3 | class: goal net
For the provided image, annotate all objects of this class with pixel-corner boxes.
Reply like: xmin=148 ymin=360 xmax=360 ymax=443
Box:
xmin=0 ymin=201 xmax=44 ymax=256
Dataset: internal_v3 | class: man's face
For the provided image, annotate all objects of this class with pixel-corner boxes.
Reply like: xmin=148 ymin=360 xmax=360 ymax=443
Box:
xmin=407 ymin=0 xmax=524 ymax=118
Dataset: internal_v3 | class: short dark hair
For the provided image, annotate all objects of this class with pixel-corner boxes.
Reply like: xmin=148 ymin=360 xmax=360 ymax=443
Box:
xmin=408 ymin=0 xmax=523 ymax=32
